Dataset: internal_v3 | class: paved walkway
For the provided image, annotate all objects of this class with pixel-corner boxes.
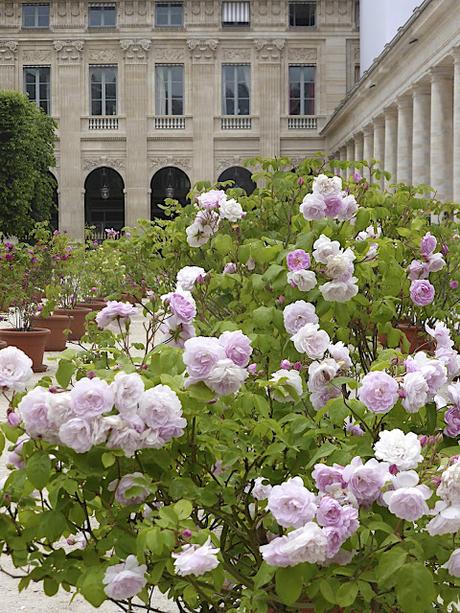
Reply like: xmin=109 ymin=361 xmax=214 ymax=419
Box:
xmin=0 ymin=314 xmax=178 ymax=612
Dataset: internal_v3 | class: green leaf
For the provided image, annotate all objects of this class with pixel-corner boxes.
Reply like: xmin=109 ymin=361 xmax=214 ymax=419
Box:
xmin=101 ymin=452 xmax=115 ymax=468
xmin=253 ymin=562 xmax=275 ymax=589
xmin=55 ymin=359 xmax=75 ymax=388
xmin=336 ymin=582 xmax=358 ymax=607
xmin=275 ymin=566 xmax=303 ymax=605
xmin=306 ymin=441 xmax=337 ymax=469
xmin=26 ymin=452 xmax=51 ymax=490
xmin=319 ymin=578 xmax=337 ymax=604
xmin=0 ymin=429 xmax=4 ymax=456
xmin=44 ymin=577 xmax=59 ymax=597
xmin=213 ymin=234 xmax=233 ymax=255
xmin=376 ymin=547 xmax=407 ymax=584
xmin=395 ymin=563 xmax=435 ymax=613
xmin=79 ymin=567 xmax=107 ymax=607
xmin=425 ymin=404 xmax=437 ymax=435
xmin=174 ymin=499 xmax=193 ymax=520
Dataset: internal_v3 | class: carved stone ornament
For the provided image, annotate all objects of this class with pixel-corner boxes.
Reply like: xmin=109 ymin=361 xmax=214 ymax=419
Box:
xmin=288 ymin=47 xmax=318 ymax=62
xmin=88 ymin=49 xmax=118 ymax=63
xmin=22 ymin=49 xmax=52 ymax=63
xmin=222 ymin=48 xmax=251 ymax=62
xmin=0 ymin=41 xmax=18 ymax=63
xmin=216 ymin=156 xmax=246 ymax=174
xmin=254 ymin=39 xmax=285 ymax=62
xmin=120 ymin=39 xmax=151 ymax=62
xmin=186 ymin=39 xmax=219 ymax=62
xmin=83 ymin=157 xmax=125 ymax=172
xmin=54 ymin=40 xmax=84 ymax=62
xmin=153 ymin=47 xmax=186 ymax=62
xmin=149 ymin=156 xmax=192 ymax=172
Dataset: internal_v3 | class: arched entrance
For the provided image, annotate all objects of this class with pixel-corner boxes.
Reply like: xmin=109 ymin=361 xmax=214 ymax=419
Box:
xmin=218 ymin=166 xmax=256 ymax=195
xmin=150 ymin=166 xmax=191 ymax=219
xmin=84 ymin=167 xmax=125 ymax=239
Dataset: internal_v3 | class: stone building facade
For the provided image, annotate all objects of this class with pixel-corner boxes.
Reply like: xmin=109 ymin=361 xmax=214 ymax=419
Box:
xmin=0 ymin=0 xmax=360 ymax=238
xmin=325 ymin=0 xmax=460 ymax=204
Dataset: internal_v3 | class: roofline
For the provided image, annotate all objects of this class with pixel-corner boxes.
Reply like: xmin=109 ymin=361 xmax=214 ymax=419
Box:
xmin=321 ymin=0 xmax=434 ymax=136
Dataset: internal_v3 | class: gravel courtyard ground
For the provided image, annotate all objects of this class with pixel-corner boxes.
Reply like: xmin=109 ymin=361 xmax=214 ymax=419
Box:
xmin=0 ymin=313 xmax=179 ymax=613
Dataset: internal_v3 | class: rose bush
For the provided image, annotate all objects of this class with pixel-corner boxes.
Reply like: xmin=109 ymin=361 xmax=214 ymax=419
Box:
xmin=0 ymin=157 xmax=459 ymax=612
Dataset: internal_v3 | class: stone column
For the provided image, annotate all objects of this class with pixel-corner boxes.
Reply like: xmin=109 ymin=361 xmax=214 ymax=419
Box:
xmin=411 ymin=81 xmax=431 ymax=187
xmin=188 ymin=39 xmax=218 ymax=182
xmin=396 ymin=95 xmax=413 ymax=185
xmin=373 ymin=116 xmax=385 ymax=186
xmin=345 ymin=140 xmax=354 ymax=177
xmin=453 ymin=48 xmax=460 ymax=202
xmin=384 ymin=106 xmax=397 ymax=186
xmin=254 ymin=39 xmax=285 ymax=158
xmin=362 ymin=124 xmax=374 ymax=181
xmin=0 ymin=41 xmax=18 ymax=89
xmin=354 ymin=132 xmax=364 ymax=162
xmin=121 ymin=40 xmax=150 ymax=227
xmin=54 ymin=41 xmax=84 ymax=239
xmin=430 ymin=65 xmax=453 ymax=201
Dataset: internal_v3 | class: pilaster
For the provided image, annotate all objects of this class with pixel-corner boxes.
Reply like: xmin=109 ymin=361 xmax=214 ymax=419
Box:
xmin=0 ymin=41 xmax=18 ymax=89
xmin=373 ymin=115 xmax=385 ymax=187
xmin=453 ymin=48 xmax=460 ymax=202
xmin=384 ymin=106 xmax=397 ymax=186
xmin=411 ymin=81 xmax=431 ymax=187
xmin=430 ymin=65 xmax=453 ymax=201
xmin=396 ymin=95 xmax=413 ymax=184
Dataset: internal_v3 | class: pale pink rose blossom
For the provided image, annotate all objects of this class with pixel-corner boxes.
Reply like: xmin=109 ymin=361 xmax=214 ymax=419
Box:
xmin=103 ymin=555 xmax=147 ymax=599
xmin=173 ymin=538 xmax=220 ymax=576
xmin=96 ymin=301 xmax=138 ymax=329
xmin=0 ymin=346 xmax=33 ymax=391
xmin=71 ymin=377 xmax=114 ymax=419
xmin=267 ymin=476 xmax=317 ymax=528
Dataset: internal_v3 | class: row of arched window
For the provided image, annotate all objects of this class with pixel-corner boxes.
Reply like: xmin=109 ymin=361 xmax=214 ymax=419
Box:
xmin=45 ymin=165 xmax=256 ymax=238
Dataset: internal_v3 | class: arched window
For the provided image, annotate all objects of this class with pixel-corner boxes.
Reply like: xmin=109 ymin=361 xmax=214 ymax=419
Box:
xmin=150 ymin=166 xmax=191 ymax=219
xmin=217 ymin=166 xmax=256 ymax=195
xmin=84 ymin=167 xmax=125 ymax=240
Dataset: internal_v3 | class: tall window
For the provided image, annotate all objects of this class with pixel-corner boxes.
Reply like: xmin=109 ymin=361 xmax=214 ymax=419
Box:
xmin=155 ymin=2 xmax=184 ymax=26
xmin=222 ymin=1 xmax=250 ymax=27
xmin=289 ymin=1 xmax=316 ymax=27
xmin=222 ymin=64 xmax=250 ymax=116
xmin=354 ymin=0 xmax=360 ymax=29
xmin=90 ymin=66 xmax=117 ymax=116
xmin=88 ymin=3 xmax=117 ymax=27
xmin=289 ymin=65 xmax=315 ymax=115
xmin=24 ymin=66 xmax=51 ymax=113
xmin=22 ymin=3 xmax=49 ymax=28
xmin=155 ymin=65 xmax=184 ymax=115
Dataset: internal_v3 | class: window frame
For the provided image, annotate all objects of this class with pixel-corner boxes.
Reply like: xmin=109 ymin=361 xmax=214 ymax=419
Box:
xmin=155 ymin=2 xmax=184 ymax=27
xmin=288 ymin=64 xmax=316 ymax=116
xmin=221 ymin=1 xmax=250 ymax=27
xmin=221 ymin=63 xmax=251 ymax=116
xmin=89 ymin=65 xmax=118 ymax=116
xmin=88 ymin=3 xmax=117 ymax=28
xmin=155 ymin=64 xmax=185 ymax=116
xmin=23 ymin=65 xmax=51 ymax=113
xmin=22 ymin=3 xmax=50 ymax=28
xmin=288 ymin=1 xmax=317 ymax=28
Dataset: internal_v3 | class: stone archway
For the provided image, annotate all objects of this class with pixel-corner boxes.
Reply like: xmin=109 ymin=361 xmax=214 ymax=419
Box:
xmin=150 ymin=166 xmax=191 ymax=219
xmin=217 ymin=166 xmax=256 ymax=195
xmin=84 ymin=167 xmax=125 ymax=239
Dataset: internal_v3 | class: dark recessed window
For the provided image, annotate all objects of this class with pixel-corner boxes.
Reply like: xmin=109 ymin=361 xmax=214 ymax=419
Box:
xmin=289 ymin=1 xmax=316 ymax=27
xmin=24 ymin=66 xmax=51 ymax=114
xmin=222 ymin=64 xmax=250 ymax=116
xmin=289 ymin=64 xmax=316 ymax=115
xmin=155 ymin=64 xmax=184 ymax=115
xmin=22 ymin=3 xmax=50 ymax=28
xmin=155 ymin=2 xmax=183 ymax=26
xmin=88 ymin=4 xmax=117 ymax=27
xmin=222 ymin=1 xmax=250 ymax=27
xmin=90 ymin=65 xmax=117 ymax=116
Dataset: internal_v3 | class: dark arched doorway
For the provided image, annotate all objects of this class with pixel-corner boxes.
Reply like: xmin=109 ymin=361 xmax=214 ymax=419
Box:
xmin=84 ymin=167 xmax=125 ymax=239
xmin=218 ymin=166 xmax=256 ymax=195
xmin=48 ymin=172 xmax=59 ymax=232
xmin=150 ymin=166 xmax=191 ymax=219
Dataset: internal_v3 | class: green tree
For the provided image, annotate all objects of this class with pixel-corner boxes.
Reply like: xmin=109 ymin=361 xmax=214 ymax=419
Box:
xmin=0 ymin=90 xmax=56 ymax=238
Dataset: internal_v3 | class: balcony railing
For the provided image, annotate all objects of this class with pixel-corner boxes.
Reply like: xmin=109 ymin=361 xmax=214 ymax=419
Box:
xmin=88 ymin=116 xmax=119 ymax=130
xmin=154 ymin=116 xmax=186 ymax=130
xmin=287 ymin=116 xmax=318 ymax=130
xmin=221 ymin=116 xmax=252 ymax=130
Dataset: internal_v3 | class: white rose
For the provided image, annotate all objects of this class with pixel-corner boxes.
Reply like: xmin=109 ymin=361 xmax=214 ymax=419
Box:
xmin=251 ymin=477 xmax=272 ymax=500
xmin=176 ymin=266 xmax=206 ymax=291
xmin=320 ymin=279 xmax=358 ymax=303
xmin=337 ymin=194 xmax=358 ymax=220
xmin=426 ymin=500 xmax=460 ymax=535
xmin=206 ymin=359 xmax=248 ymax=396
xmin=287 ymin=270 xmax=317 ymax=292
xmin=312 ymin=174 xmax=342 ymax=197
xmin=291 ymin=323 xmax=330 ymax=360
xmin=437 ymin=462 xmax=460 ymax=505
xmin=328 ymin=342 xmax=352 ymax=369
xmin=186 ymin=222 xmax=212 ymax=247
xmin=443 ymin=548 xmax=460 ymax=578
xmin=299 ymin=193 xmax=326 ymax=221
xmin=47 ymin=392 xmax=74 ymax=430
xmin=324 ymin=249 xmax=355 ymax=281
xmin=0 ymin=346 xmax=33 ymax=391
xmin=382 ymin=471 xmax=432 ymax=521
xmin=112 ymin=372 xmax=145 ymax=416
xmin=373 ymin=429 xmax=423 ymax=471
xmin=312 ymin=235 xmax=341 ymax=264
xmin=219 ymin=198 xmax=244 ymax=222
xmin=426 ymin=252 xmax=445 ymax=273
xmin=269 ymin=369 xmax=303 ymax=402
xmin=59 ymin=418 xmax=93 ymax=453
xmin=401 ymin=371 xmax=429 ymax=413
xmin=307 ymin=359 xmax=340 ymax=392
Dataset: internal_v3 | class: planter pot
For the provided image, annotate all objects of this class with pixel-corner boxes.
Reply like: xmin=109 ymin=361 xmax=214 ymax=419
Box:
xmin=76 ymin=301 xmax=107 ymax=312
xmin=120 ymin=293 xmax=139 ymax=305
xmin=0 ymin=328 xmax=50 ymax=372
xmin=379 ymin=322 xmax=435 ymax=354
xmin=30 ymin=314 xmax=73 ymax=351
xmin=0 ymin=340 xmax=6 ymax=350
xmin=54 ymin=307 xmax=91 ymax=341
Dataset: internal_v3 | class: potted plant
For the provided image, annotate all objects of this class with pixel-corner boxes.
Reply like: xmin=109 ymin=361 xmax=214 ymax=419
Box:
xmin=0 ymin=234 xmax=50 ymax=371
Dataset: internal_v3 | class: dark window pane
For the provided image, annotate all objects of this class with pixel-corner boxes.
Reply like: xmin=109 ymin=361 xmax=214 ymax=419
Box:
xmin=156 ymin=2 xmax=183 ymax=26
xmin=225 ymin=99 xmax=234 ymax=115
xmin=105 ymin=99 xmax=117 ymax=115
xmin=92 ymin=100 xmax=102 ymax=115
xmin=171 ymin=98 xmax=183 ymax=115
xmin=289 ymin=2 xmax=316 ymax=27
xmin=238 ymin=98 xmax=249 ymax=115
xmin=289 ymin=99 xmax=300 ymax=115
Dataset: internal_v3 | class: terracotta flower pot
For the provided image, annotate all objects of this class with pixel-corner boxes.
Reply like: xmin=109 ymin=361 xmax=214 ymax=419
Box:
xmin=76 ymin=301 xmax=107 ymax=312
xmin=0 ymin=328 xmax=50 ymax=372
xmin=30 ymin=314 xmax=73 ymax=351
xmin=54 ymin=307 xmax=91 ymax=341
xmin=0 ymin=340 xmax=6 ymax=350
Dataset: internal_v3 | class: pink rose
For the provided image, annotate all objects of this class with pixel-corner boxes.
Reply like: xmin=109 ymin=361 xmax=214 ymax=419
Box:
xmin=218 ymin=330 xmax=253 ymax=367
xmin=267 ymin=476 xmax=317 ymax=528
xmin=96 ymin=301 xmax=138 ymax=329
xmin=103 ymin=555 xmax=147 ymax=600
xmin=71 ymin=377 xmax=114 ymax=419
xmin=164 ymin=290 xmax=196 ymax=324
xmin=183 ymin=337 xmax=226 ymax=380
xmin=410 ymin=279 xmax=435 ymax=307
xmin=286 ymin=249 xmax=311 ymax=272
